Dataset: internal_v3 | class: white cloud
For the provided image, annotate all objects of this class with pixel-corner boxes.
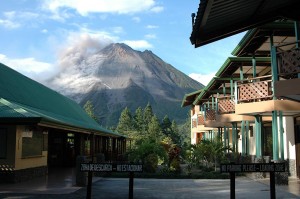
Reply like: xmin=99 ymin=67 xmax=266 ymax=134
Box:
xmin=122 ymin=40 xmax=153 ymax=49
xmin=0 ymin=54 xmax=56 ymax=83
xmin=111 ymin=26 xmax=124 ymax=34
xmin=41 ymin=29 xmax=48 ymax=33
xmin=150 ymin=6 xmax=164 ymax=13
xmin=145 ymin=34 xmax=156 ymax=39
xmin=43 ymin=0 xmax=162 ymax=16
xmin=146 ymin=25 xmax=158 ymax=29
xmin=0 ymin=11 xmax=40 ymax=29
xmin=132 ymin=17 xmax=141 ymax=23
xmin=188 ymin=73 xmax=216 ymax=86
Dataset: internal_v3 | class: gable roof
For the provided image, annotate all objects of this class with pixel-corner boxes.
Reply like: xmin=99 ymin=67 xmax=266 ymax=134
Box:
xmin=0 ymin=63 xmax=122 ymax=137
xmin=190 ymin=0 xmax=300 ymax=47
xmin=181 ymin=90 xmax=203 ymax=107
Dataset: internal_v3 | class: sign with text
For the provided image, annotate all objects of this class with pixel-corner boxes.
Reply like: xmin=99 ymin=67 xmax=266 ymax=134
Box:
xmin=80 ymin=163 xmax=143 ymax=172
xmin=220 ymin=163 xmax=285 ymax=173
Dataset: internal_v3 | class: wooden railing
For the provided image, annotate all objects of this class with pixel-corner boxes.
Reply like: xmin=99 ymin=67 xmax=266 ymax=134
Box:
xmin=276 ymin=42 xmax=300 ymax=79
xmin=206 ymin=109 xmax=216 ymax=120
xmin=218 ymin=95 xmax=235 ymax=114
xmin=237 ymin=75 xmax=273 ymax=103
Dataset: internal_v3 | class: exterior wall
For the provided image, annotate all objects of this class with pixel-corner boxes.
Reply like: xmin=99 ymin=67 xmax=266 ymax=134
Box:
xmin=14 ymin=126 xmax=48 ymax=170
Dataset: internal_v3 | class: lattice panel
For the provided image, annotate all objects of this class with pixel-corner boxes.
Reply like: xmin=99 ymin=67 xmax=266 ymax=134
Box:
xmin=279 ymin=48 xmax=300 ymax=76
xmin=206 ymin=110 xmax=216 ymax=120
xmin=197 ymin=115 xmax=204 ymax=125
xmin=238 ymin=81 xmax=270 ymax=101
xmin=218 ymin=99 xmax=235 ymax=113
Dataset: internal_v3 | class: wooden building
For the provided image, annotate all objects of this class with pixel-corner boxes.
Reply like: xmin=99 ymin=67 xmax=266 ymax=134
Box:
xmin=0 ymin=63 xmax=126 ymax=183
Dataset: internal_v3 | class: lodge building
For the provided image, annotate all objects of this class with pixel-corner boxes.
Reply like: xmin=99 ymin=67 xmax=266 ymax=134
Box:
xmin=0 ymin=63 xmax=126 ymax=183
xmin=182 ymin=0 xmax=300 ymax=178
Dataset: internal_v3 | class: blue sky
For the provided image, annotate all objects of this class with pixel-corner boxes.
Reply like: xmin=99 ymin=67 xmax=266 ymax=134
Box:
xmin=0 ymin=0 xmax=245 ymax=86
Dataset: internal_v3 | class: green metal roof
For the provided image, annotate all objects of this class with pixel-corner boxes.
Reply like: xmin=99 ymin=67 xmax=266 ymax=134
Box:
xmin=0 ymin=63 xmax=122 ymax=137
xmin=181 ymin=90 xmax=203 ymax=107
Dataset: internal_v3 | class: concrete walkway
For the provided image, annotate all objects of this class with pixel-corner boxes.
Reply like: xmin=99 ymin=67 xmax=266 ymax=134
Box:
xmin=0 ymin=177 xmax=300 ymax=199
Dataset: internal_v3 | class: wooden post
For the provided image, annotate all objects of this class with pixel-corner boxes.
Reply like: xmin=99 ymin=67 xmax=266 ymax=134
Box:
xmin=230 ymin=172 xmax=235 ymax=199
xmin=270 ymin=171 xmax=275 ymax=199
xmin=129 ymin=172 xmax=134 ymax=199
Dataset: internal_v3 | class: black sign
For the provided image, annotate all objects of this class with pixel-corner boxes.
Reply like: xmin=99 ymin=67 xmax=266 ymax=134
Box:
xmin=80 ymin=163 xmax=143 ymax=172
xmin=220 ymin=163 xmax=285 ymax=173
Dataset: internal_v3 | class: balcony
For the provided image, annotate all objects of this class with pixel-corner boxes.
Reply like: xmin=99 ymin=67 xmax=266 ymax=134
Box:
xmin=218 ymin=96 xmax=235 ymax=114
xmin=275 ymin=44 xmax=300 ymax=101
xmin=237 ymin=75 xmax=273 ymax=103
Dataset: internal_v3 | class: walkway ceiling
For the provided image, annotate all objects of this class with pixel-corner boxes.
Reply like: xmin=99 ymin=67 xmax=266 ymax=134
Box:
xmin=191 ymin=0 xmax=300 ymax=47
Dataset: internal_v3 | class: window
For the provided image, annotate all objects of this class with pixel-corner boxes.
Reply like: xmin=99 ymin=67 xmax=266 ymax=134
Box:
xmin=22 ymin=129 xmax=43 ymax=157
xmin=0 ymin=128 xmax=7 ymax=159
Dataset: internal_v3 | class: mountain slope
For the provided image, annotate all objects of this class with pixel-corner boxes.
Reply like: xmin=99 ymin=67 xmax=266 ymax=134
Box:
xmin=49 ymin=43 xmax=203 ymax=126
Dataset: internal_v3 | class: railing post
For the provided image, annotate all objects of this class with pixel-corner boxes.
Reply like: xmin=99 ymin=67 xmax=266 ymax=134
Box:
xmin=252 ymin=55 xmax=256 ymax=78
xmin=234 ymin=81 xmax=238 ymax=104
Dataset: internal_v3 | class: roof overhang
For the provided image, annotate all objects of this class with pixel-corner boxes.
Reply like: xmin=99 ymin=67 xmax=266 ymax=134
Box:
xmin=191 ymin=0 xmax=300 ymax=47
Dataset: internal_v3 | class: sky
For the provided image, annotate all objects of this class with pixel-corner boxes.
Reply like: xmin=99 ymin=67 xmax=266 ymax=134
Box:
xmin=0 ymin=0 xmax=245 ymax=86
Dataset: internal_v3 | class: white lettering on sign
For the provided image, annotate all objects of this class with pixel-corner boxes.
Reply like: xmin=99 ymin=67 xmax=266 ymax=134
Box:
xmin=80 ymin=163 xmax=112 ymax=172
xmin=80 ymin=163 xmax=143 ymax=172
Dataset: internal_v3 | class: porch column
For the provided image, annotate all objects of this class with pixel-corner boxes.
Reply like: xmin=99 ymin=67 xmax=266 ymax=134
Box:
xmin=279 ymin=111 xmax=284 ymax=160
xmin=203 ymin=131 xmax=206 ymax=140
xmin=232 ymin=123 xmax=238 ymax=153
xmin=272 ymin=111 xmax=279 ymax=161
xmin=230 ymin=79 xmax=233 ymax=99
xmin=241 ymin=120 xmax=245 ymax=155
xmin=223 ymin=83 xmax=226 ymax=96
xmin=270 ymin=35 xmax=278 ymax=100
xmin=218 ymin=127 xmax=221 ymax=141
xmin=255 ymin=115 xmax=262 ymax=158
xmin=245 ymin=121 xmax=250 ymax=155
xmin=239 ymin=66 xmax=244 ymax=80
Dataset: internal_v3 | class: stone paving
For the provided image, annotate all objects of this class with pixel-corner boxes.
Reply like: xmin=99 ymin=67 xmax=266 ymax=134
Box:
xmin=1 ymin=177 xmax=300 ymax=199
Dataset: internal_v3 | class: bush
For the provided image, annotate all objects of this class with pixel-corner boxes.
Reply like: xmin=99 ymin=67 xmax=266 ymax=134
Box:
xmin=144 ymin=153 xmax=158 ymax=173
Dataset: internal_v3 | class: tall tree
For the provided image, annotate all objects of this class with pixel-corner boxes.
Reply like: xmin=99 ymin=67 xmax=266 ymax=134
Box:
xmin=171 ymin=120 xmax=181 ymax=145
xmin=143 ymin=103 xmax=154 ymax=128
xmin=116 ymin=107 xmax=133 ymax=134
xmin=147 ymin=115 xmax=162 ymax=142
xmin=134 ymin=107 xmax=144 ymax=132
xmin=161 ymin=115 xmax=172 ymax=137
xmin=83 ymin=100 xmax=98 ymax=122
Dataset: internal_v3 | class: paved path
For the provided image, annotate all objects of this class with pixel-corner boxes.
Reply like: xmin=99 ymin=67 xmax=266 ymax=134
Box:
xmin=0 ymin=177 xmax=299 ymax=199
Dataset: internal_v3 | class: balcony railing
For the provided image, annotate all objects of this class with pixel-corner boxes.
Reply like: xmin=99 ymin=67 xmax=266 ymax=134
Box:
xmin=217 ymin=95 xmax=235 ymax=114
xmin=205 ymin=109 xmax=216 ymax=120
xmin=276 ymin=43 xmax=300 ymax=79
xmin=237 ymin=75 xmax=273 ymax=103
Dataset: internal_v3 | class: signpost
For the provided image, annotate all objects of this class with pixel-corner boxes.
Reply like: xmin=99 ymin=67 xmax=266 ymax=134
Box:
xmin=81 ymin=163 xmax=143 ymax=199
xmin=220 ymin=162 xmax=285 ymax=199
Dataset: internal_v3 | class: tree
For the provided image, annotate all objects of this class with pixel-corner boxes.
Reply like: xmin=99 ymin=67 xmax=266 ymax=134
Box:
xmin=134 ymin=107 xmax=144 ymax=132
xmin=83 ymin=100 xmax=98 ymax=122
xmin=161 ymin=115 xmax=172 ymax=137
xmin=116 ymin=107 xmax=134 ymax=134
xmin=143 ymin=103 xmax=154 ymax=130
xmin=147 ymin=115 xmax=162 ymax=142
xmin=170 ymin=120 xmax=181 ymax=145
